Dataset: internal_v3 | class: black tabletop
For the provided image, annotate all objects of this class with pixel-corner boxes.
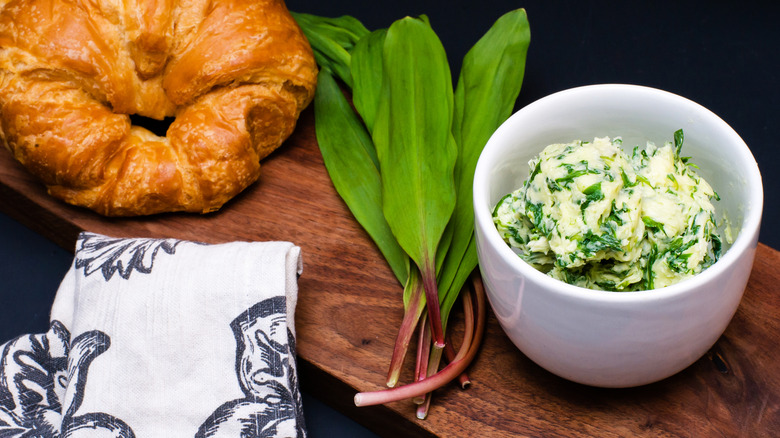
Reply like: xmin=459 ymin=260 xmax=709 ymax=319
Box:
xmin=1 ymin=2 xmax=777 ymax=436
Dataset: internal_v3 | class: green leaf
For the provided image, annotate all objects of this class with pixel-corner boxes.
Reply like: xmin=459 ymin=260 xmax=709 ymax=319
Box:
xmin=373 ymin=17 xmax=456 ymax=269
xmin=452 ymin=8 xmax=530 ymax=150
xmin=291 ymin=12 xmax=370 ymax=87
xmin=351 ymin=29 xmax=387 ymax=133
xmin=579 ymin=229 xmax=623 ymax=256
xmin=644 ymin=244 xmax=659 ymax=290
xmin=313 ymin=69 xmax=408 ymax=284
xmin=438 ymin=8 xmax=531 ymax=324
xmin=372 ymin=17 xmax=457 ymax=346
xmin=642 ymin=216 xmax=666 ymax=235
xmin=293 ymin=13 xmax=369 ymax=48
xmin=581 ymin=181 xmax=604 ymax=212
xmin=674 ymin=128 xmax=684 ymax=157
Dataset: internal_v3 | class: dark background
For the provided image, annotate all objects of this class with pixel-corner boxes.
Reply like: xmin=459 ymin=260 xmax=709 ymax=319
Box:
xmin=1 ymin=1 xmax=776 ymax=436
xmin=285 ymin=0 xmax=779 ymax=251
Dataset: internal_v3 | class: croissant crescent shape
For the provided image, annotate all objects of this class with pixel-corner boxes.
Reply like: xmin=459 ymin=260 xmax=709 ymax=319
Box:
xmin=0 ymin=0 xmax=318 ymax=216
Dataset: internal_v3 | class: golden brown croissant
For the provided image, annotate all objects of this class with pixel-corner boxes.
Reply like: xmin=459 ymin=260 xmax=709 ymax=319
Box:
xmin=0 ymin=0 xmax=317 ymax=216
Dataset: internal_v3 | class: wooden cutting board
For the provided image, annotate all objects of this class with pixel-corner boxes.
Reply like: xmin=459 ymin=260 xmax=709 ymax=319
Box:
xmin=1 ymin=106 xmax=778 ymax=437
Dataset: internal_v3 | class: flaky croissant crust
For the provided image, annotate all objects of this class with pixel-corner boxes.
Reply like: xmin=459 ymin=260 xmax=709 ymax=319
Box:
xmin=0 ymin=0 xmax=318 ymax=216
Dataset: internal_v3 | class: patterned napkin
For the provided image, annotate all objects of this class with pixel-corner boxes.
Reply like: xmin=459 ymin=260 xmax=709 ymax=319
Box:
xmin=0 ymin=232 xmax=306 ymax=437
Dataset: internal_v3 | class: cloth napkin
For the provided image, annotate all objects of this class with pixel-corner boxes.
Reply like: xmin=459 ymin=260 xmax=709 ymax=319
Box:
xmin=0 ymin=232 xmax=306 ymax=438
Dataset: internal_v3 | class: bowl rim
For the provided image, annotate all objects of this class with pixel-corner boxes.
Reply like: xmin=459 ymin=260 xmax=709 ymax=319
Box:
xmin=474 ymin=83 xmax=764 ymax=304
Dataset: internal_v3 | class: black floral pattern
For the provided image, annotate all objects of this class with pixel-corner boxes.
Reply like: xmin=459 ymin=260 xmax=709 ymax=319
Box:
xmin=74 ymin=232 xmax=186 ymax=281
xmin=0 ymin=321 xmax=135 ymax=437
xmin=197 ymin=297 xmax=305 ymax=438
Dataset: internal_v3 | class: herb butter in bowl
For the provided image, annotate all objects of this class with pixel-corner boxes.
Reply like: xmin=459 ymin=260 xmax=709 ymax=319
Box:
xmin=493 ymin=131 xmax=721 ymax=291
xmin=473 ymin=84 xmax=763 ymax=387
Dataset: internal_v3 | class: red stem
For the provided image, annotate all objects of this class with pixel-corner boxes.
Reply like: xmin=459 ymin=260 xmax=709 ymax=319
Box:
xmin=386 ymin=279 xmax=426 ymax=388
xmin=354 ymin=273 xmax=486 ymax=407
xmin=445 ymin=336 xmax=471 ymax=389
xmin=414 ymin=314 xmax=430 ymax=382
xmin=421 ymin=265 xmax=446 ymax=349
xmin=412 ymin=315 xmax=431 ymax=405
xmin=416 ymin=392 xmax=433 ymax=419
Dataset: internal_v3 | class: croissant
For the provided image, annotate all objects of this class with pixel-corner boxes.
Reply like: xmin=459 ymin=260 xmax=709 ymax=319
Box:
xmin=0 ymin=0 xmax=317 ymax=216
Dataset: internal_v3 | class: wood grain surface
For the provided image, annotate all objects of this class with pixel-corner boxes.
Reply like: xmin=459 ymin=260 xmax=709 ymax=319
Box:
xmin=1 ymin=106 xmax=778 ymax=437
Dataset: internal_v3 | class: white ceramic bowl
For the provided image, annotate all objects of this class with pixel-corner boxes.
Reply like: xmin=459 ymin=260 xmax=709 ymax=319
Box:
xmin=473 ymin=84 xmax=763 ymax=388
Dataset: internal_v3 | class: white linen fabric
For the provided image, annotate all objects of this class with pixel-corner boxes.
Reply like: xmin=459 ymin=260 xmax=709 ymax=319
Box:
xmin=0 ymin=232 xmax=306 ymax=438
